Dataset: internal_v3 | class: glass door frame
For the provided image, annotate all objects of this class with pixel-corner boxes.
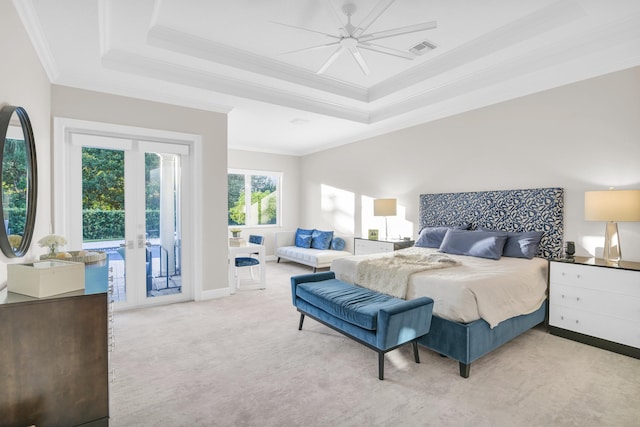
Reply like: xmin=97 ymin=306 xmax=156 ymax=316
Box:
xmin=53 ymin=118 xmax=202 ymax=310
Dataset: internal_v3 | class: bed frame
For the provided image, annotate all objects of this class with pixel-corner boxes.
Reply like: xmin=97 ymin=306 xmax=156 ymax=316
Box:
xmin=416 ymin=187 xmax=564 ymax=377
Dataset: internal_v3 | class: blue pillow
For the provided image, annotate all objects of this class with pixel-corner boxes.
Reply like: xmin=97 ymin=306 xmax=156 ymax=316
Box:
xmin=439 ymin=229 xmax=508 ymax=260
xmin=479 ymin=228 xmax=544 ymax=259
xmin=415 ymin=224 xmax=470 ymax=248
xmin=330 ymin=237 xmax=346 ymax=251
xmin=295 ymin=228 xmax=313 ymax=248
xmin=311 ymin=229 xmax=333 ymax=250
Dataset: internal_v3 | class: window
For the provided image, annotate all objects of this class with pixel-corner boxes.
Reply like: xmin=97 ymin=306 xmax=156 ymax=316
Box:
xmin=228 ymin=169 xmax=281 ymax=227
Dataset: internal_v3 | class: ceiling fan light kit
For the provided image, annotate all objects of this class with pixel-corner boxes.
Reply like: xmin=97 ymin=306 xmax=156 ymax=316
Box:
xmin=275 ymin=0 xmax=437 ymax=76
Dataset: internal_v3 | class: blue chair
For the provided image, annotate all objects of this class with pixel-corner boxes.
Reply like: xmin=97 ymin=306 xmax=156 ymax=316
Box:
xmin=234 ymin=235 xmax=264 ymax=288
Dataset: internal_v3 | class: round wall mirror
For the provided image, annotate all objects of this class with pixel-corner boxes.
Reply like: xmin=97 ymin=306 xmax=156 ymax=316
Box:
xmin=0 ymin=105 xmax=38 ymax=258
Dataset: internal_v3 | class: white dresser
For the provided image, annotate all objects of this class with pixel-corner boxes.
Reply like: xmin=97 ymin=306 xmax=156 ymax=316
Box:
xmin=549 ymin=257 xmax=640 ymax=358
xmin=354 ymin=238 xmax=414 ymax=255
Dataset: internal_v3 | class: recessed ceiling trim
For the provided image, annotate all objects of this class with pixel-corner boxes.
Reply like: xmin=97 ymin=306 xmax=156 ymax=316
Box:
xmin=371 ymin=16 xmax=640 ymax=123
xmin=101 ymin=49 xmax=371 ymax=123
xmin=147 ymin=24 xmax=370 ymax=102
xmin=369 ymin=0 xmax=587 ymax=102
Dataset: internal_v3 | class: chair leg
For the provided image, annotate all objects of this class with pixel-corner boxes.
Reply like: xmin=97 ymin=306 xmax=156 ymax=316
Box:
xmin=249 ymin=266 xmax=255 ymax=280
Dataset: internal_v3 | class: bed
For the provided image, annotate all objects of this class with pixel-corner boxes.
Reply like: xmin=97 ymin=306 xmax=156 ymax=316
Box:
xmin=331 ymin=187 xmax=564 ymax=377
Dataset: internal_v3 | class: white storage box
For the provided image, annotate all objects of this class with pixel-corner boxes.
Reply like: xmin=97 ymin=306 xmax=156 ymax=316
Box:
xmin=7 ymin=260 xmax=85 ymax=298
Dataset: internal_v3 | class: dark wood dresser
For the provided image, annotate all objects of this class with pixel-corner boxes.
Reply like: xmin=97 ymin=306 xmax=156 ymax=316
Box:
xmin=0 ymin=277 xmax=109 ymax=426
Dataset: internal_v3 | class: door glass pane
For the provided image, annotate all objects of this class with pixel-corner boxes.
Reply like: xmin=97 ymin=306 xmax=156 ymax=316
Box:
xmin=146 ymin=151 xmax=182 ymax=298
xmin=81 ymin=147 xmax=127 ymax=301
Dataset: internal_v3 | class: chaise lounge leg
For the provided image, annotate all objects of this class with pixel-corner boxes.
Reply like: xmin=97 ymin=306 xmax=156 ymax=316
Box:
xmin=312 ymin=267 xmax=317 ymax=273
xmin=412 ymin=340 xmax=420 ymax=363
xmin=378 ymin=352 xmax=385 ymax=380
xmin=298 ymin=313 xmax=305 ymax=330
xmin=277 ymin=257 xmax=281 ymax=263
xmin=459 ymin=362 xmax=470 ymax=378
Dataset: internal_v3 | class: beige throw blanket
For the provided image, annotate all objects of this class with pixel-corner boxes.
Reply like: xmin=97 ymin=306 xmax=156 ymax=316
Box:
xmin=356 ymin=252 xmax=459 ymax=298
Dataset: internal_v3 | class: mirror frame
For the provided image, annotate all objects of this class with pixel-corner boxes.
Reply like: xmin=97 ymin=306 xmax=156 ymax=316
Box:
xmin=0 ymin=105 xmax=38 ymax=258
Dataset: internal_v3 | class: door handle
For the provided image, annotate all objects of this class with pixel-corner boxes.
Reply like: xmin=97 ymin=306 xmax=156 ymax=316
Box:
xmin=127 ymin=240 xmax=134 ymax=249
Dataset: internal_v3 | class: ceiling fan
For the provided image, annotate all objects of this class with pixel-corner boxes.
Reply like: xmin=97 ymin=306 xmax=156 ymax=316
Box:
xmin=273 ymin=0 xmax=437 ymax=75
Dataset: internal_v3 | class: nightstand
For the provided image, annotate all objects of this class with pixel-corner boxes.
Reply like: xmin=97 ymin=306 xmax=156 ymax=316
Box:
xmin=354 ymin=237 xmax=414 ymax=255
xmin=548 ymin=256 xmax=640 ymax=359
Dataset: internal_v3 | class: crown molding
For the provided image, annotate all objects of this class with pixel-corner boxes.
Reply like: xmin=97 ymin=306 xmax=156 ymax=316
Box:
xmin=12 ymin=0 xmax=59 ymax=82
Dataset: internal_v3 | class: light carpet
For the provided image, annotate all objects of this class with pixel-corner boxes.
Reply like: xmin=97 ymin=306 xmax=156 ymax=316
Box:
xmin=109 ymin=261 xmax=640 ymax=426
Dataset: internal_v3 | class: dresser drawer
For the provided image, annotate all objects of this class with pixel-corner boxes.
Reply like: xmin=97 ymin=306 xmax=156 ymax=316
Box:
xmin=549 ymin=303 xmax=640 ymax=348
xmin=550 ymin=262 xmax=640 ymax=297
xmin=550 ymin=283 xmax=640 ymax=321
xmin=354 ymin=239 xmax=393 ymax=255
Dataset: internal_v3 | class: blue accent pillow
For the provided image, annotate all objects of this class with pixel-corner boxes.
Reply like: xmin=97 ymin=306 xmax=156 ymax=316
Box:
xmin=439 ymin=229 xmax=508 ymax=260
xmin=311 ymin=229 xmax=333 ymax=250
xmin=330 ymin=237 xmax=346 ymax=251
xmin=479 ymin=228 xmax=544 ymax=259
xmin=415 ymin=224 xmax=470 ymax=248
xmin=295 ymin=228 xmax=313 ymax=248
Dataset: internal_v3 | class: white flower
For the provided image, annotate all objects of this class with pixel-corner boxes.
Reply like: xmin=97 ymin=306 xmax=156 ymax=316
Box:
xmin=38 ymin=234 xmax=68 ymax=248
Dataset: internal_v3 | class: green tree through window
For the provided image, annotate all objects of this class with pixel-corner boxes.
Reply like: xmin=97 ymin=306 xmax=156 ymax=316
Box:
xmin=228 ymin=171 xmax=280 ymax=227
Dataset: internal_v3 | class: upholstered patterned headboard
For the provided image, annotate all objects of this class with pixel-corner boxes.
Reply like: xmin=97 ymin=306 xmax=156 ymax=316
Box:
xmin=419 ymin=188 xmax=564 ymax=259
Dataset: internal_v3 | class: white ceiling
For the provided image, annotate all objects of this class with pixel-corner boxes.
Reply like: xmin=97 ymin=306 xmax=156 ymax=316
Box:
xmin=15 ymin=0 xmax=640 ymax=155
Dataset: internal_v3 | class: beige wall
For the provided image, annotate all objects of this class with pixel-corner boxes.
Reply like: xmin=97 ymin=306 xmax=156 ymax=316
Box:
xmin=228 ymin=149 xmax=300 ymax=257
xmin=0 ymin=1 xmax=52 ymax=284
xmin=51 ymin=86 xmax=229 ymax=293
xmin=301 ymin=67 xmax=640 ymax=261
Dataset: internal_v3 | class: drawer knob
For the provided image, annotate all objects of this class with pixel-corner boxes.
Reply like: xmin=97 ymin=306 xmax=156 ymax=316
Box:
xmin=576 ymin=297 xmax=580 ymax=302
xmin=576 ymin=274 xmax=581 ymax=279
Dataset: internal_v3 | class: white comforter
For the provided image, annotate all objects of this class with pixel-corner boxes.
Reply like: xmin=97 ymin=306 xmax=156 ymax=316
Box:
xmin=330 ymin=247 xmax=548 ymax=328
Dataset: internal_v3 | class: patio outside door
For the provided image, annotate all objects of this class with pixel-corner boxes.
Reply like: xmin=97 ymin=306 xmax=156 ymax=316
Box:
xmin=72 ymin=135 xmax=188 ymax=308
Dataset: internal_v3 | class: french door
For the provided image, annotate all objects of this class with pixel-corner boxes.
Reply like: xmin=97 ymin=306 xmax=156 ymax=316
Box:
xmin=66 ymin=134 xmax=190 ymax=309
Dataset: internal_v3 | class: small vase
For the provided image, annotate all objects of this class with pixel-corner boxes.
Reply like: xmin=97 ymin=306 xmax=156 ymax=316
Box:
xmin=48 ymin=246 xmax=57 ymax=257
xmin=231 ymin=232 xmax=241 ymax=238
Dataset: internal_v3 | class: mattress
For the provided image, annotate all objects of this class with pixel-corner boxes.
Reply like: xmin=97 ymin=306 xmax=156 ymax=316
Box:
xmin=330 ymin=247 xmax=548 ymax=328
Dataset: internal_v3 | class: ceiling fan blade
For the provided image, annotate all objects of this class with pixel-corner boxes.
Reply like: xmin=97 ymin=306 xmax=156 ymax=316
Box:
xmin=323 ymin=0 xmax=348 ymax=37
xmin=279 ymin=41 xmax=340 ymax=56
xmin=359 ymin=21 xmax=437 ymax=43
xmin=317 ymin=45 xmax=345 ymax=74
xmin=353 ymin=0 xmax=396 ymax=38
xmin=357 ymin=42 xmax=415 ymax=60
xmin=349 ymin=47 xmax=370 ymax=75
xmin=270 ymin=21 xmax=340 ymax=40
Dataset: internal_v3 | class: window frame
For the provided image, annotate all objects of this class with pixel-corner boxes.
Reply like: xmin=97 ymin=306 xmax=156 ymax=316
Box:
xmin=227 ymin=168 xmax=282 ymax=228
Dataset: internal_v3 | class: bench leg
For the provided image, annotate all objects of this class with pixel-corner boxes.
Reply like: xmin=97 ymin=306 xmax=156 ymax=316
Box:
xmin=298 ymin=313 xmax=305 ymax=330
xmin=312 ymin=267 xmax=317 ymax=273
xmin=277 ymin=257 xmax=281 ymax=263
xmin=378 ymin=352 xmax=385 ymax=380
xmin=412 ymin=340 xmax=420 ymax=364
xmin=459 ymin=362 xmax=470 ymax=378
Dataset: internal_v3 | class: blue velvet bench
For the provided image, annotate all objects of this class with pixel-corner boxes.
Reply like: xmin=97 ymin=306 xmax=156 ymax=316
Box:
xmin=291 ymin=272 xmax=434 ymax=380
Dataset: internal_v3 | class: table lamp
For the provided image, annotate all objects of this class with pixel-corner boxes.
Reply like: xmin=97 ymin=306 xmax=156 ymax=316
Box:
xmin=584 ymin=189 xmax=640 ymax=264
xmin=374 ymin=198 xmax=397 ymax=240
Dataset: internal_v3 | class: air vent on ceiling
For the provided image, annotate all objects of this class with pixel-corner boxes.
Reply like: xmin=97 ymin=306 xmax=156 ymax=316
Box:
xmin=409 ymin=40 xmax=437 ymax=56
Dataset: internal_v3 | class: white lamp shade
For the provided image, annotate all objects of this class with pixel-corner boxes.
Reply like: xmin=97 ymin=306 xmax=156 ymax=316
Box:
xmin=374 ymin=198 xmax=397 ymax=216
xmin=585 ymin=190 xmax=640 ymax=222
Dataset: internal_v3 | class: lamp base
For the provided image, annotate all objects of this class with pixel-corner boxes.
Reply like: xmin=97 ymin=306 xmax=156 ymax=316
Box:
xmin=603 ymin=221 xmax=621 ymax=264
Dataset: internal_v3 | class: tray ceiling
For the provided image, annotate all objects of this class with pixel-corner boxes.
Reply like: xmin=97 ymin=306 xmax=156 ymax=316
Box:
xmin=15 ymin=0 xmax=640 ymax=155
